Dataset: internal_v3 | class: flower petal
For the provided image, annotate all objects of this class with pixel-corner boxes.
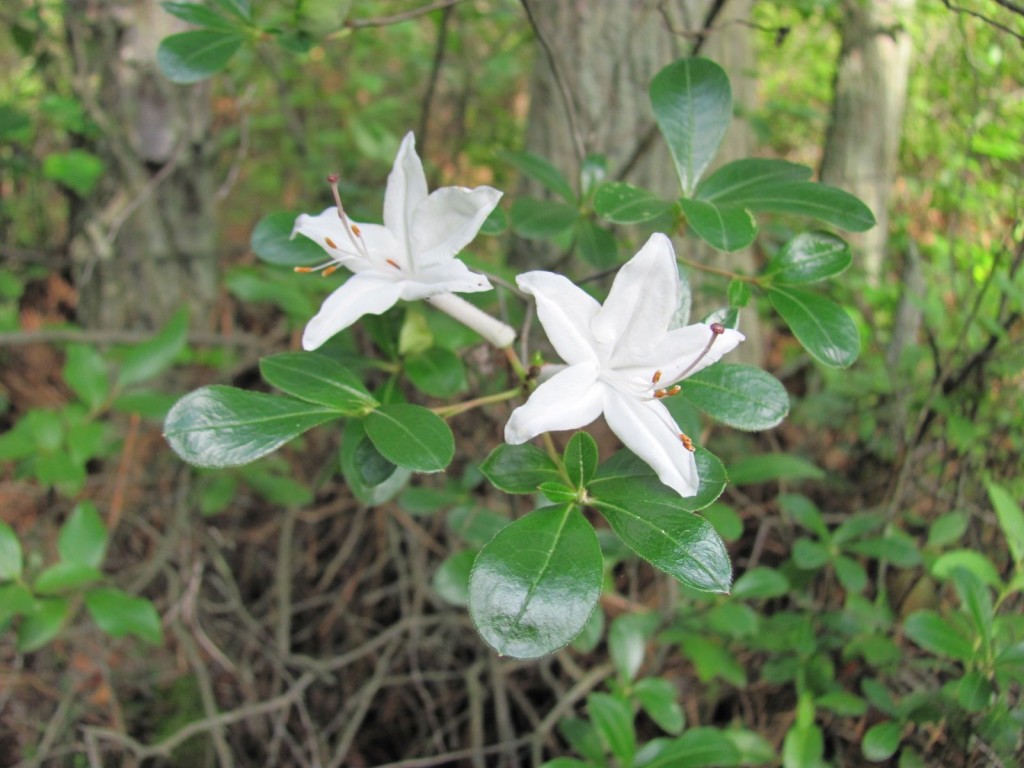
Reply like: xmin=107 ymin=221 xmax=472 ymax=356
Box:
xmin=292 ymin=207 xmax=367 ymax=265
xmin=504 ymin=363 xmax=603 ymax=444
xmin=397 ymin=259 xmax=492 ymax=300
xmin=653 ymin=324 xmax=745 ymax=384
xmin=592 ymin=233 xmax=678 ymax=358
xmin=382 ymin=132 xmax=429 ymax=262
xmin=410 ymin=186 xmax=502 ymax=270
xmin=603 ymin=393 xmax=699 ymax=497
xmin=302 ymin=273 xmax=404 ymax=350
xmin=517 ymin=271 xmax=601 ymax=366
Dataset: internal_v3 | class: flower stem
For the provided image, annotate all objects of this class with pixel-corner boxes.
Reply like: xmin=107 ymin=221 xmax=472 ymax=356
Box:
xmin=432 ymin=387 xmax=520 ymax=419
xmin=677 ymin=256 xmax=758 ymax=283
xmin=425 ymin=293 xmax=516 ymax=348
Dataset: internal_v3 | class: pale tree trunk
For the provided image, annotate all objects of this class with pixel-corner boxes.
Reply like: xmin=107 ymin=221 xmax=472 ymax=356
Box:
xmin=65 ymin=0 xmax=219 ymax=330
xmin=521 ymin=0 xmax=763 ymax=366
xmin=821 ymin=0 xmax=915 ymax=283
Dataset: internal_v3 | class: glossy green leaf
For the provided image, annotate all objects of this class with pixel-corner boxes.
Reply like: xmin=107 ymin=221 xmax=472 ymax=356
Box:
xmin=765 ymin=231 xmax=852 ymax=284
xmin=729 ymin=454 xmax=824 ymax=486
xmin=862 ymin=721 xmax=903 ymax=762
xmin=34 ymin=562 xmax=104 ymax=594
xmin=588 ymin=693 xmax=636 ymax=764
xmin=575 ymin=219 xmax=619 ymax=268
xmin=161 ymin=1 xmax=236 ymax=29
xmin=251 ymin=211 xmax=329 ymax=266
xmin=679 ymin=198 xmax=756 ymax=252
xmin=988 ymin=482 xmax=1024 ymax=565
xmin=500 ymin=150 xmax=576 ymax=203
xmin=591 ymin=447 xmax=728 ymax=513
xmin=510 ymin=197 xmax=579 ymax=240
xmin=0 ymin=521 xmax=23 ymax=581
xmin=650 ymin=58 xmax=731 ymax=195
xmin=768 ymin=286 xmax=861 ymax=368
xmin=86 ymin=588 xmax=163 ymax=644
xmin=164 ymin=386 xmax=339 ymax=468
xmin=681 ymin=364 xmax=789 ymax=431
xmin=468 ymin=505 xmax=602 ymax=658
xmin=404 ymin=347 xmax=468 ymax=398
xmin=539 ymin=482 xmax=578 ymax=504
xmin=634 ymin=677 xmax=685 ymax=734
xmin=695 ymin=158 xmax=812 ymax=203
xmin=593 ymin=182 xmax=674 ymax=223
xmin=260 ymin=352 xmax=377 ymax=414
xmin=642 ymin=728 xmax=741 ymax=767
xmin=433 ymin=549 xmax=477 ymax=607
xmin=564 ymin=431 xmax=599 ymax=489
xmin=364 ymin=404 xmax=454 ymax=472
xmin=590 ymin=494 xmax=731 ymax=592
xmin=58 ymin=502 xmax=107 ymax=568
xmin=339 ymin=419 xmax=410 ymax=505
xmin=732 ymin=566 xmax=790 ymax=600
xmin=737 ymin=181 xmax=876 ymax=232
xmin=609 ymin=612 xmax=658 ymax=682
xmin=116 ymin=308 xmax=189 ymax=388
xmin=904 ymin=610 xmax=974 ymax=661
xmin=64 ymin=344 xmax=110 ymax=410
xmin=43 ymin=150 xmax=105 ymax=196
xmin=480 ymin=443 xmax=562 ymax=494
xmin=17 ymin=597 xmax=69 ymax=652
xmin=156 ymin=29 xmax=244 ymax=84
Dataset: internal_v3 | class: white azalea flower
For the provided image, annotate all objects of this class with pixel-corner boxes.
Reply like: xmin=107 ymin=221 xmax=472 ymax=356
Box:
xmin=505 ymin=233 xmax=744 ymax=497
xmin=293 ymin=132 xmax=513 ymax=350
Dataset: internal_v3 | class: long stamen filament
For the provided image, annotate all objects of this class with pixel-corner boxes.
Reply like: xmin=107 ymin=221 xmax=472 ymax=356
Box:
xmin=327 ymin=173 xmax=371 ymax=261
xmin=674 ymin=322 xmax=726 ymax=382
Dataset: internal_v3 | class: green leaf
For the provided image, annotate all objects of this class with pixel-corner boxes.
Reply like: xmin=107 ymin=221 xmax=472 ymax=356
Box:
xmin=732 ymin=566 xmax=790 ymax=600
xmin=650 ymin=58 xmax=732 ymax=196
xmin=42 ymin=150 xmax=105 ymax=196
xmin=588 ymin=693 xmax=636 ymax=764
xmin=591 ymin=447 xmax=728 ymax=513
xmin=590 ymin=496 xmax=731 ymax=593
xmin=768 ymin=286 xmax=861 ymax=368
xmin=634 ymin=677 xmax=685 ymax=734
xmin=904 ymin=610 xmax=974 ymax=661
xmin=987 ymin=482 xmax=1024 ymax=565
xmin=116 ymin=308 xmax=189 ymax=388
xmin=593 ymin=182 xmax=674 ymax=224
xmin=736 ymin=181 xmax=876 ymax=232
xmin=164 ymin=385 xmax=340 ymax=467
xmin=17 ymin=597 xmax=69 ymax=652
xmin=58 ymin=502 xmax=107 ymax=568
xmin=500 ymin=150 xmax=576 ymax=203
xmin=834 ymin=555 xmax=867 ymax=593
xmin=575 ymin=219 xmax=619 ymax=268
xmin=862 ymin=721 xmax=903 ymax=762
xmin=642 ymin=728 xmax=741 ymax=767
xmin=782 ymin=723 xmax=824 ymax=768
xmin=365 ymin=404 xmax=454 ymax=473
xmin=259 ymin=352 xmax=377 ymax=414
xmin=680 ymin=634 xmax=747 ymax=686
xmin=404 ymin=347 xmax=468 ymax=398
xmin=564 ymin=431 xmax=599 ymax=489
xmin=480 ymin=443 xmax=562 ymax=494
xmin=695 ymin=158 xmax=812 ymax=203
xmin=928 ymin=512 xmax=969 ymax=549
xmin=339 ymin=419 xmax=410 ymax=505
xmin=728 ymin=454 xmax=824 ymax=485
xmin=609 ymin=612 xmax=658 ymax=682
xmin=765 ymin=231 xmax=852 ymax=285
xmin=817 ymin=690 xmax=868 ymax=717
xmin=251 ymin=211 xmax=329 ymax=267
xmin=510 ymin=197 xmax=579 ymax=239
xmin=85 ymin=588 xmax=163 ymax=645
xmin=931 ymin=550 xmax=1003 ymax=589
xmin=792 ymin=539 xmax=831 ymax=570
xmin=727 ymin=278 xmax=751 ymax=308
xmin=63 ymin=344 xmax=110 ymax=410
xmin=0 ymin=584 xmax=33 ymax=623
xmin=161 ymin=1 xmax=236 ymax=29
xmin=468 ymin=505 xmax=602 ymax=659
xmin=0 ymin=521 xmax=24 ymax=581
xmin=956 ymin=670 xmax=993 ymax=712
xmin=156 ymin=29 xmax=244 ymax=84
xmin=539 ymin=481 xmax=578 ymax=504
xmin=433 ymin=549 xmax=477 ymax=607
xmin=34 ymin=562 xmax=104 ymax=594
xmin=678 ymin=198 xmax=756 ymax=252
xmin=681 ymin=364 xmax=789 ymax=431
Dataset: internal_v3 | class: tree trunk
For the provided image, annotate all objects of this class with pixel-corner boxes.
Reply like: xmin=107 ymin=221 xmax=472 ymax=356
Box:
xmin=65 ymin=0 xmax=219 ymax=331
xmin=821 ymin=0 xmax=915 ymax=283
xmin=520 ymin=0 xmax=763 ymax=365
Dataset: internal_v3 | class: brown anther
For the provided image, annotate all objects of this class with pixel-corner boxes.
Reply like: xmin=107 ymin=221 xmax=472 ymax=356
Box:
xmin=652 ymin=370 xmax=662 ymax=385
xmin=710 ymin=322 xmax=725 ymax=335
xmin=324 ymin=236 xmax=338 ymax=249
xmin=666 ymin=385 xmax=681 ymax=397
xmin=322 ymin=265 xmax=339 ymax=277
xmin=679 ymin=433 xmax=695 ymax=452
xmin=654 ymin=389 xmax=668 ymax=399
xmin=294 ymin=266 xmax=314 ymax=273
xmin=385 ymin=258 xmax=401 ymax=270
xmin=351 ymin=224 xmax=361 ymax=236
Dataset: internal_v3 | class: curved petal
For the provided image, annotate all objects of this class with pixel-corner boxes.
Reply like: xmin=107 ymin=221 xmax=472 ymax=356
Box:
xmin=410 ymin=186 xmax=502 ymax=270
xmin=404 ymin=258 xmax=493 ymax=297
xmin=653 ymin=324 xmax=745 ymax=384
xmin=383 ymin=132 xmax=428 ymax=260
xmin=357 ymin=223 xmax=405 ymax=271
xmin=592 ymin=233 xmax=677 ymax=357
xmin=292 ymin=207 xmax=366 ymax=265
xmin=603 ymin=393 xmax=699 ymax=497
xmin=302 ymin=273 xmax=404 ymax=350
xmin=517 ymin=271 xmax=601 ymax=367
xmin=504 ymin=363 xmax=603 ymax=444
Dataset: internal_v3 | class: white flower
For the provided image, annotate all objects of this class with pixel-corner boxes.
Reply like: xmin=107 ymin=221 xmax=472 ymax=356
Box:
xmin=293 ymin=132 xmax=506 ymax=350
xmin=505 ymin=233 xmax=744 ymax=497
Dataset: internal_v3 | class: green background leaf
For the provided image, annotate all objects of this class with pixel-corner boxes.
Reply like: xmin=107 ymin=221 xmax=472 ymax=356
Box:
xmin=768 ymin=286 xmax=861 ymax=368
xmin=86 ymin=588 xmax=163 ymax=644
xmin=364 ymin=404 xmax=454 ymax=472
xmin=251 ymin=211 xmax=331 ymax=267
xmin=157 ymin=29 xmax=244 ymax=84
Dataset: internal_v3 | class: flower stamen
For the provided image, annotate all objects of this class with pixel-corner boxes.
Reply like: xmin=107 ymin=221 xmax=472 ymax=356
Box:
xmin=654 ymin=385 xmax=681 ymax=399
xmin=385 ymin=258 xmax=402 ymax=271
xmin=679 ymin=433 xmax=695 ymax=452
xmin=674 ymin=322 xmax=727 ymax=381
xmin=652 ymin=370 xmax=662 ymax=385
xmin=327 ymin=173 xmax=370 ymax=260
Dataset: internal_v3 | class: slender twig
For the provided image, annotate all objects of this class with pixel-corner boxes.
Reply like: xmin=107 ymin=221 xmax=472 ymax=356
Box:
xmin=418 ymin=4 xmax=455 ymax=153
xmin=941 ymin=0 xmax=1024 ymax=42
xmin=346 ymin=0 xmax=465 ymax=29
